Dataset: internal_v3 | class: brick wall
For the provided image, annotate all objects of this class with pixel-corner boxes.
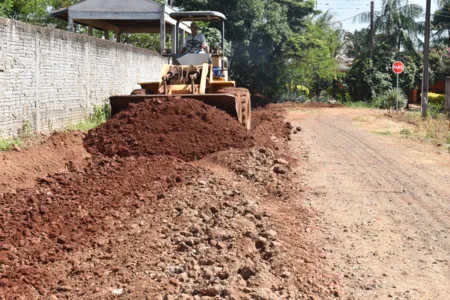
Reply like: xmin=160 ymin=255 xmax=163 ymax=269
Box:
xmin=0 ymin=18 xmax=165 ymax=137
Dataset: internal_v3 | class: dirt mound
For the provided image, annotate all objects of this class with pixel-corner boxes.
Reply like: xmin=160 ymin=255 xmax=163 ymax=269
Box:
xmin=299 ymin=101 xmax=344 ymax=108
xmin=252 ymin=92 xmax=275 ymax=107
xmin=0 ymin=145 xmax=337 ymax=299
xmin=0 ymin=131 xmax=89 ymax=193
xmin=0 ymin=103 xmax=338 ymax=299
xmin=0 ymin=155 xmax=199 ymax=298
xmin=85 ymin=97 xmax=255 ymax=161
xmin=251 ymin=107 xmax=292 ymax=148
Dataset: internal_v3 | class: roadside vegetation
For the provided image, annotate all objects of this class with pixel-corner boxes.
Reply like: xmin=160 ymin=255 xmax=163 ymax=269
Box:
xmin=393 ymin=111 xmax=450 ymax=147
xmin=0 ymin=121 xmax=42 ymax=151
xmin=0 ymin=104 xmax=110 ymax=151
xmin=66 ymin=103 xmax=111 ymax=132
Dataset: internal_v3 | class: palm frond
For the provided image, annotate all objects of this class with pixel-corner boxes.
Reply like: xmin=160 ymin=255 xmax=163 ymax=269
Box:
xmin=399 ymin=4 xmax=424 ymax=19
xmin=352 ymin=11 xmax=373 ymax=24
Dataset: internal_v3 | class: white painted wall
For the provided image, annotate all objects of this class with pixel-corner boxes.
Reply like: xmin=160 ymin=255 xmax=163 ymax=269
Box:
xmin=0 ymin=18 xmax=165 ymax=137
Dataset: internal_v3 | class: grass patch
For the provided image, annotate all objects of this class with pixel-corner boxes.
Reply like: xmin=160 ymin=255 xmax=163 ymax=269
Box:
xmin=390 ymin=111 xmax=450 ymax=146
xmin=374 ymin=130 xmax=392 ymax=136
xmin=400 ymin=128 xmax=411 ymax=137
xmin=344 ymin=101 xmax=373 ymax=109
xmin=0 ymin=120 xmax=42 ymax=151
xmin=0 ymin=138 xmax=23 ymax=151
xmin=353 ymin=115 xmax=370 ymax=122
xmin=0 ymin=104 xmax=111 ymax=152
xmin=66 ymin=103 xmax=111 ymax=132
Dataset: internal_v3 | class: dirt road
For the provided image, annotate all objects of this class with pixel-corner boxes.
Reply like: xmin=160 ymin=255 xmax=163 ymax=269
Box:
xmin=288 ymin=108 xmax=450 ymax=300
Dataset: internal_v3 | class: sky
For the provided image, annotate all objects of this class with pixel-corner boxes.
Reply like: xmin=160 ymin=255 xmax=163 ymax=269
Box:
xmin=316 ymin=0 xmax=439 ymax=32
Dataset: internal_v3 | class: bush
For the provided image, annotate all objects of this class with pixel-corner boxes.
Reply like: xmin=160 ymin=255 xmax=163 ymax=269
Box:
xmin=296 ymin=85 xmax=310 ymax=96
xmin=428 ymin=92 xmax=445 ymax=108
xmin=278 ymin=90 xmax=309 ymax=103
xmin=373 ymin=89 xmax=407 ymax=109
xmin=418 ymin=92 xmax=445 ymax=113
xmin=317 ymin=90 xmax=331 ymax=102
xmin=337 ymin=88 xmax=351 ymax=102
xmin=283 ymin=84 xmax=310 ymax=96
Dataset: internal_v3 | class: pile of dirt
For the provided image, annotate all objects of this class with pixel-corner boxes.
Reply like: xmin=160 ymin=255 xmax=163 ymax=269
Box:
xmin=0 ymin=102 xmax=339 ymax=299
xmin=250 ymin=108 xmax=292 ymax=152
xmin=0 ymin=155 xmax=199 ymax=298
xmin=252 ymin=92 xmax=275 ymax=107
xmin=0 ymin=145 xmax=337 ymax=299
xmin=0 ymin=131 xmax=89 ymax=192
xmin=85 ymin=97 xmax=255 ymax=161
xmin=298 ymin=101 xmax=344 ymax=108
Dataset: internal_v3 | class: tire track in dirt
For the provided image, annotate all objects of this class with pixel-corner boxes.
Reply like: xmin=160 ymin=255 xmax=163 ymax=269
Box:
xmin=288 ymin=110 xmax=450 ymax=300
xmin=311 ymin=114 xmax=450 ymax=251
xmin=314 ymin=116 xmax=450 ymax=244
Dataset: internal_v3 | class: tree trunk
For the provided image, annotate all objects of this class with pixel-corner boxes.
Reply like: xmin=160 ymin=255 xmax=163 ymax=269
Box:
xmin=316 ymin=75 xmax=320 ymax=101
xmin=333 ymin=79 xmax=337 ymax=100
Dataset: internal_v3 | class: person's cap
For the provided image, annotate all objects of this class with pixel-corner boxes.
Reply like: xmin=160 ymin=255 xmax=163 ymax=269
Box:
xmin=190 ymin=22 xmax=199 ymax=29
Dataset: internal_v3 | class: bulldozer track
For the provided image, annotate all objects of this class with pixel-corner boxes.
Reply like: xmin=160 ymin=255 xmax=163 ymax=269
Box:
xmin=217 ymin=87 xmax=252 ymax=130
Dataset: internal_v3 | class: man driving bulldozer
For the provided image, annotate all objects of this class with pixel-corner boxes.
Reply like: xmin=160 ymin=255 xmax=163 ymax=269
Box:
xmin=181 ymin=22 xmax=209 ymax=54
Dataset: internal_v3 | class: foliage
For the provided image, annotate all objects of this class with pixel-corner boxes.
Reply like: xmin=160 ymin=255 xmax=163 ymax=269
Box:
xmin=345 ymin=29 xmax=370 ymax=58
xmin=0 ymin=0 xmax=78 ymax=28
xmin=283 ymin=11 xmax=341 ymax=96
xmin=0 ymin=138 xmax=22 ymax=151
xmin=345 ymin=100 xmax=373 ymax=108
xmin=122 ymin=34 xmax=161 ymax=52
xmin=432 ymin=2 xmax=450 ymax=45
xmin=295 ymin=85 xmax=310 ymax=96
xmin=427 ymin=92 xmax=445 ymax=106
xmin=67 ymin=103 xmax=111 ymax=132
xmin=278 ymin=90 xmax=309 ymax=103
xmin=284 ymin=84 xmax=310 ymax=95
xmin=0 ymin=120 xmax=41 ymax=151
xmin=336 ymin=87 xmax=351 ymax=102
xmin=174 ymin=0 xmax=317 ymax=96
xmin=418 ymin=92 xmax=446 ymax=112
xmin=354 ymin=0 xmax=424 ymax=52
xmin=392 ymin=111 xmax=450 ymax=145
xmin=373 ymin=88 xmax=407 ymax=109
xmin=346 ymin=42 xmax=422 ymax=102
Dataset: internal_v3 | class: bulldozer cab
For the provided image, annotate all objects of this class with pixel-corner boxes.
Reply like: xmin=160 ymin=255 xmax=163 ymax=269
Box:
xmin=109 ymin=11 xmax=252 ymax=130
xmin=171 ymin=11 xmax=228 ymax=78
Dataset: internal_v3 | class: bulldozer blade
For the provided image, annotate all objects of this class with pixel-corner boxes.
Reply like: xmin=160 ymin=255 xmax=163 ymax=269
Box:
xmin=110 ymin=93 xmax=240 ymax=120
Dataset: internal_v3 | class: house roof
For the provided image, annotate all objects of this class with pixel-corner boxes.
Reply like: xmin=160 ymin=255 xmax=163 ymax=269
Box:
xmin=169 ymin=11 xmax=226 ymax=22
xmin=50 ymin=0 xmax=190 ymax=33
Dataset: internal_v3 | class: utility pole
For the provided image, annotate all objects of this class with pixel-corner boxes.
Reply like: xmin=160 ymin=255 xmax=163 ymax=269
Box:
xmin=370 ymin=1 xmax=374 ymax=60
xmin=421 ymin=0 xmax=431 ymax=118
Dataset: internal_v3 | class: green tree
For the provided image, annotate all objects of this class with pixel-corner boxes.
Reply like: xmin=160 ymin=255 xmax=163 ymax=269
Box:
xmin=354 ymin=0 xmax=424 ymax=52
xmin=432 ymin=2 xmax=450 ymax=45
xmin=345 ymin=28 xmax=370 ymax=58
xmin=346 ymin=43 xmax=422 ymax=101
xmin=283 ymin=11 xmax=341 ymax=96
xmin=173 ymin=0 xmax=316 ymax=96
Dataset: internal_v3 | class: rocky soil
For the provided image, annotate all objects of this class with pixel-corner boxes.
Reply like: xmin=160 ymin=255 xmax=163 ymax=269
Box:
xmin=0 ymin=98 xmax=338 ymax=299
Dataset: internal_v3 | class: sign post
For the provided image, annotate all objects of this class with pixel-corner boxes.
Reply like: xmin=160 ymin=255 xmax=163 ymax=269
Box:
xmin=392 ymin=61 xmax=405 ymax=111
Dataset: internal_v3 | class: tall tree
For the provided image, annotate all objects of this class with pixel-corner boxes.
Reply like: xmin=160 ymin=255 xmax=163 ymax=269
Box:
xmin=283 ymin=11 xmax=341 ymax=95
xmin=354 ymin=0 xmax=424 ymax=52
xmin=173 ymin=0 xmax=316 ymax=96
xmin=432 ymin=1 xmax=450 ymax=45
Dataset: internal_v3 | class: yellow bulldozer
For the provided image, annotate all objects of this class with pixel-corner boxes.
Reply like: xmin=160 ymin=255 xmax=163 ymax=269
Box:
xmin=110 ymin=11 xmax=252 ymax=130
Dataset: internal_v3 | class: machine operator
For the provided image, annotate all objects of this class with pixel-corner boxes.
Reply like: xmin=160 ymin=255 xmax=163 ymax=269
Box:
xmin=181 ymin=22 xmax=209 ymax=54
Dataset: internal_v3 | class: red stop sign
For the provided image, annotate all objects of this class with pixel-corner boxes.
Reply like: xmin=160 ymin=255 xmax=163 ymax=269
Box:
xmin=392 ymin=61 xmax=405 ymax=74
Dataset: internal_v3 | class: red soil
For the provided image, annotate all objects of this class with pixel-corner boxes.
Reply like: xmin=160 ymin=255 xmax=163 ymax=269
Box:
xmin=84 ymin=97 xmax=255 ymax=161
